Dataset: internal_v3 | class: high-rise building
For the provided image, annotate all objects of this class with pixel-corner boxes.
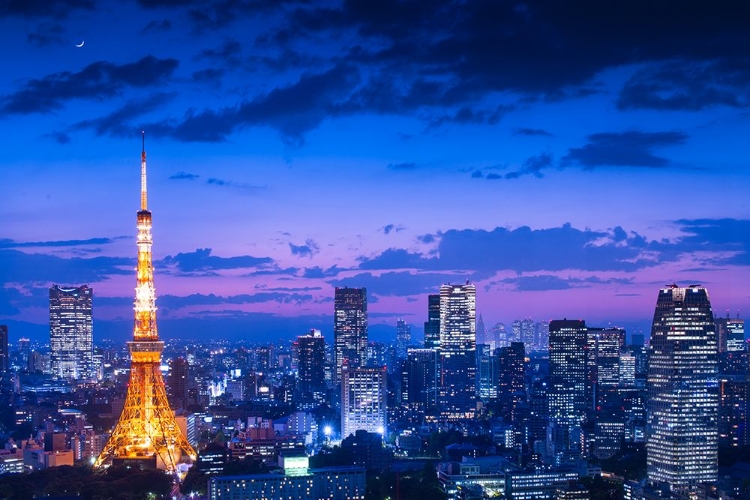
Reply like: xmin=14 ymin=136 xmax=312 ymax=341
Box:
xmin=438 ymin=282 xmax=477 ymax=421
xmin=296 ymin=329 xmax=327 ymax=409
xmin=95 ymin=134 xmax=195 ymax=473
xmin=716 ymin=315 xmax=745 ymax=353
xmin=395 ymin=319 xmax=411 ymax=360
xmin=424 ymin=294 xmax=440 ymax=349
xmin=647 ymin=285 xmax=718 ymax=491
xmin=547 ymin=319 xmax=588 ymax=466
xmin=49 ymin=285 xmax=94 ymax=381
xmin=400 ymin=348 xmax=437 ymax=418
xmin=0 ymin=325 xmax=8 ymax=373
xmin=586 ymin=328 xmax=625 ymax=413
xmin=334 ymin=287 xmax=367 ymax=383
xmin=477 ymin=344 xmax=499 ymax=403
xmin=341 ymin=366 xmax=387 ymax=439
xmin=167 ymin=357 xmax=190 ymax=411
xmin=498 ymin=342 xmax=526 ymax=421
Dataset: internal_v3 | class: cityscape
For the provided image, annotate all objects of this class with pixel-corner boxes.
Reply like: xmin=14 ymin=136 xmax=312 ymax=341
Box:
xmin=1 ymin=1 xmax=750 ymax=500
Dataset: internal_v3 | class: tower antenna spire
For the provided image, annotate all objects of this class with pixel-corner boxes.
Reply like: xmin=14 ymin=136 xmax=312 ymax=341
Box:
xmin=140 ymin=131 xmax=147 ymax=211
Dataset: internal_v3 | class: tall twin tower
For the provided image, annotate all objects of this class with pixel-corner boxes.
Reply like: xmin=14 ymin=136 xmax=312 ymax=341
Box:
xmin=95 ymin=134 xmax=196 ymax=472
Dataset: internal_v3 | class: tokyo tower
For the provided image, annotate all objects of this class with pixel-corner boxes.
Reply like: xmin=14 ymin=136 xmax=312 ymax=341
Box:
xmin=95 ymin=133 xmax=196 ymax=473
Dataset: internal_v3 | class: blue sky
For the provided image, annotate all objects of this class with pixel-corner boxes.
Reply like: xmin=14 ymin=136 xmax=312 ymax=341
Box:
xmin=1 ymin=0 xmax=749 ymax=343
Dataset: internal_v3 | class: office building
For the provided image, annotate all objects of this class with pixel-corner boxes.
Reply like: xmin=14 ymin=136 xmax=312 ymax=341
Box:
xmin=49 ymin=285 xmax=94 ymax=381
xmin=647 ymin=285 xmax=718 ymax=491
xmin=400 ymin=348 xmax=437 ymax=418
xmin=498 ymin=342 xmax=526 ymax=422
xmin=424 ymin=294 xmax=440 ymax=349
xmin=547 ymin=319 xmax=588 ymax=466
xmin=477 ymin=344 xmax=499 ymax=403
xmin=438 ymin=283 xmax=477 ymax=421
xmin=296 ymin=329 xmax=327 ymax=409
xmin=341 ymin=366 xmax=387 ymax=439
xmin=334 ymin=287 xmax=367 ymax=383
xmin=0 ymin=325 xmax=7 ymax=373
xmin=395 ymin=318 xmax=411 ymax=359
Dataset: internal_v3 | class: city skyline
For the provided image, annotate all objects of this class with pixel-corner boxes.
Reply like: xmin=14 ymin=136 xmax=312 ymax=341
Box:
xmin=2 ymin=1 xmax=749 ymax=342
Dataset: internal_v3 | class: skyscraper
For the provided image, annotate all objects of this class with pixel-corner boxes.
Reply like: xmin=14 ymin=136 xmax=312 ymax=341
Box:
xmin=424 ymin=294 xmax=440 ymax=349
xmin=95 ymin=134 xmax=195 ymax=473
xmin=0 ymin=325 xmax=7 ymax=373
xmin=547 ymin=319 xmax=588 ymax=466
xmin=400 ymin=348 xmax=437 ymax=419
xmin=647 ymin=285 xmax=718 ymax=491
xmin=438 ymin=282 xmax=477 ymax=421
xmin=296 ymin=329 xmax=327 ymax=409
xmin=341 ymin=366 xmax=387 ymax=439
xmin=395 ymin=319 xmax=411 ymax=360
xmin=334 ymin=287 xmax=367 ymax=383
xmin=498 ymin=342 xmax=526 ymax=421
xmin=49 ymin=285 xmax=94 ymax=381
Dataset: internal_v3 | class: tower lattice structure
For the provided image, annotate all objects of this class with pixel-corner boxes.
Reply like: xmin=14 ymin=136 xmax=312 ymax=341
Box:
xmin=95 ymin=134 xmax=196 ymax=473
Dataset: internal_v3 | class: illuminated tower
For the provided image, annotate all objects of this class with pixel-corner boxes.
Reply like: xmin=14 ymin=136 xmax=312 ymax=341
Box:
xmin=95 ymin=134 xmax=196 ymax=473
xmin=647 ymin=285 xmax=718 ymax=491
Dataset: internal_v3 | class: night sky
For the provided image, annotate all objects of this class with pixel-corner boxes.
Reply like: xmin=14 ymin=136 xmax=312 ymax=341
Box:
xmin=2 ymin=0 xmax=749 ymax=343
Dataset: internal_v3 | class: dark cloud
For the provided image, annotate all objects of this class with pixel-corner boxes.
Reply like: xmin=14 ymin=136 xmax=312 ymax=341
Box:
xmin=482 ymin=152 xmax=553 ymax=180
xmin=1 ymin=56 xmax=179 ymax=115
xmin=281 ymin=1 xmax=750 ymax=100
xmin=0 ymin=0 xmax=94 ymax=18
xmin=387 ymin=162 xmax=416 ymax=171
xmin=159 ymin=248 xmax=273 ymax=272
xmin=169 ymin=171 xmax=199 ymax=180
xmin=514 ymin=127 xmax=553 ymax=137
xmin=618 ymin=59 xmax=750 ymax=111
xmin=302 ymin=266 xmax=344 ymax=279
xmin=417 ymin=234 xmax=436 ymax=244
xmin=145 ymin=63 xmax=359 ymax=143
xmin=0 ymin=249 xmax=132 ymax=284
xmin=192 ymin=68 xmax=225 ymax=83
xmin=500 ymin=275 xmax=633 ymax=292
xmin=26 ymin=22 xmax=65 ymax=47
xmin=196 ymin=39 xmax=243 ymax=68
xmin=205 ymin=177 xmax=264 ymax=193
xmin=0 ymin=237 xmax=120 ymax=249
xmin=289 ymin=239 xmax=320 ymax=258
xmin=381 ymin=224 xmax=404 ymax=235
xmin=427 ymin=104 xmax=511 ymax=129
xmin=358 ymin=219 xmax=750 ymax=275
xmin=141 ymin=19 xmax=172 ymax=33
xmin=561 ymin=131 xmax=687 ymax=169
xmin=71 ymin=92 xmax=176 ymax=138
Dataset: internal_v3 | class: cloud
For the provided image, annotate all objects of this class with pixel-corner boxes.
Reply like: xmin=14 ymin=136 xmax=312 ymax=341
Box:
xmin=169 ymin=171 xmax=199 ymax=180
xmin=499 ymin=275 xmax=633 ymax=292
xmin=206 ymin=177 xmax=264 ymax=193
xmin=427 ymin=104 xmax=511 ymax=129
xmin=289 ymin=239 xmax=320 ymax=258
xmin=514 ymin=127 xmax=553 ymax=137
xmin=381 ymin=224 xmax=405 ymax=235
xmin=196 ymin=39 xmax=243 ymax=68
xmin=71 ymin=92 xmax=176 ymax=138
xmin=26 ymin=21 xmax=65 ymax=47
xmin=0 ymin=0 xmax=94 ymax=18
xmin=1 ymin=56 xmax=179 ymax=115
xmin=561 ymin=130 xmax=687 ymax=169
xmin=482 ymin=152 xmax=553 ymax=180
xmin=159 ymin=248 xmax=273 ymax=272
xmin=618 ymin=59 xmax=750 ymax=111
xmin=0 ymin=237 xmax=120 ymax=249
xmin=145 ymin=63 xmax=359 ymax=143
xmin=0 ymin=249 xmax=132 ymax=284
xmin=142 ymin=19 xmax=172 ymax=33
xmin=302 ymin=266 xmax=344 ymax=279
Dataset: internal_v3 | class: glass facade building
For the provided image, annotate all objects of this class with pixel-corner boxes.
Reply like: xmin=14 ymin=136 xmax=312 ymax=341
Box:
xmin=646 ymin=285 xmax=718 ymax=490
xmin=49 ymin=284 xmax=94 ymax=381
xmin=333 ymin=287 xmax=368 ymax=384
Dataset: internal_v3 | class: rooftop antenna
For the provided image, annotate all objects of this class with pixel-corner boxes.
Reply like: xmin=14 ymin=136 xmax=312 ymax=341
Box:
xmin=140 ymin=131 xmax=147 ymax=211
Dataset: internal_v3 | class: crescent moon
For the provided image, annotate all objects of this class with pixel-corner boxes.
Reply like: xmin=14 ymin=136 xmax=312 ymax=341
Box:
xmin=76 ymin=41 xmax=84 ymax=48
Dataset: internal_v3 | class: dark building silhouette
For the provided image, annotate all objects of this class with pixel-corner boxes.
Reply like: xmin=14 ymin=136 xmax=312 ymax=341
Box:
xmin=424 ymin=294 xmax=440 ymax=349
xmin=296 ymin=329 xmax=327 ymax=409
xmin=395 ymin=319 xmax=411 ymax=360
xmin=498 ymin=342 xmax=526 ymax=422
xmin=400 ymin=348 xmax=437 ymax=419
xmin=0 ymin=325 xmax=8 ymax=373
xmin=167 ymin=356 xmax=190 ymax=410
